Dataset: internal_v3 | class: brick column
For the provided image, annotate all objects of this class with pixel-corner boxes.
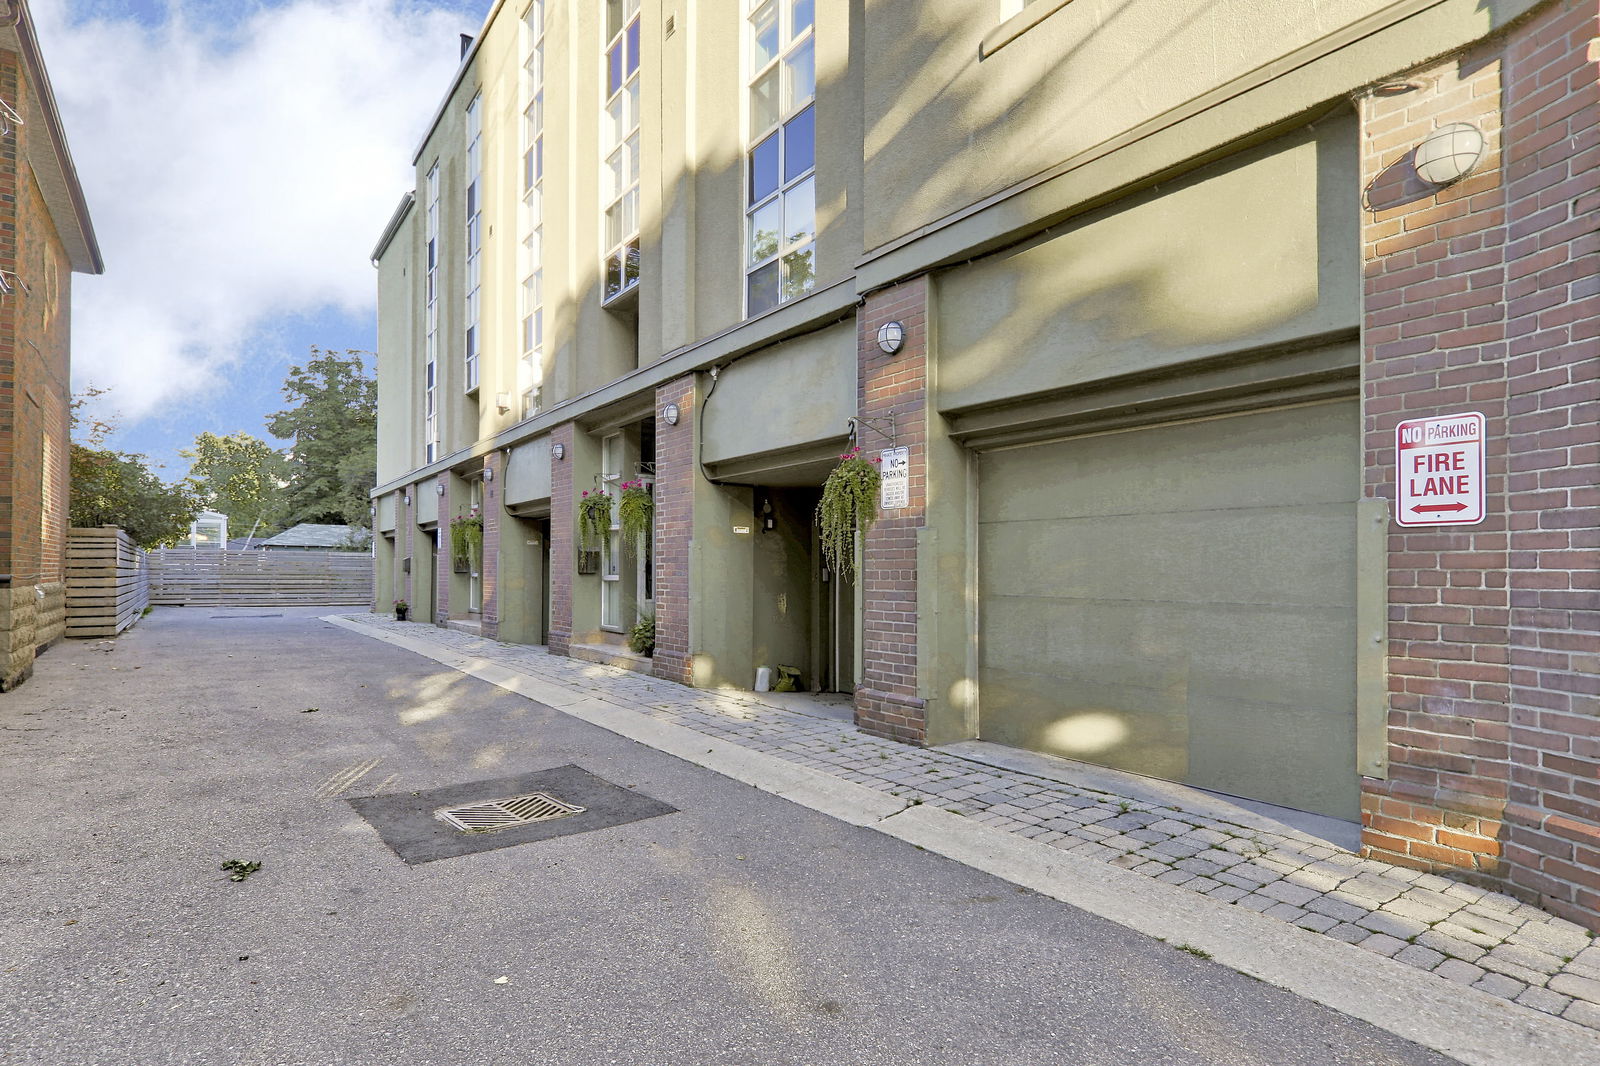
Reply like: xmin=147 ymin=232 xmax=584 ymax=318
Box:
xmin=854 ymin=277 xmax=929 ymax=744
xmin=482 ymin=451 xmax=502 ymax=639
xmin=548 ymin=423 xmax=576 ymax=656
xmin=435 ymin=477 xmax=453 ymax=624
xmin=653 ymin=375 xmax=695 ymax=684
xmin=1499 ymin=1 xmax=1600 ymax=930
xmin=1360 ymin=6 xmax=1600 ymax=930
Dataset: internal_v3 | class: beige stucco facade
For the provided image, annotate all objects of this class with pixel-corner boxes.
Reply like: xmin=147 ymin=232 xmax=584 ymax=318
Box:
xmin=373 ymin=0 xmax=1600 ymax=926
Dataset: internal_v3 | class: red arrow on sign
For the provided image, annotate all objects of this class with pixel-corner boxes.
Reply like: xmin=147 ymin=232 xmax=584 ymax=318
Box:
xmin=1412 ymin=502 xmax=1468 ymax=513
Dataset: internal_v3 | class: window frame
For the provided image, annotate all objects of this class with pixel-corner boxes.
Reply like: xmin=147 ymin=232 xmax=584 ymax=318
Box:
xmin=463 ymin=94 xmax=483 ymax=394
xmin=601 ymin=0 xmax=642 ymax=305
xmin=423 ymin=162 xmax=441 ymax=463
xmin=743 ymin=0 xmax=818 ymax=319
xmin=520 ymin=1 xmax=547 ymax=420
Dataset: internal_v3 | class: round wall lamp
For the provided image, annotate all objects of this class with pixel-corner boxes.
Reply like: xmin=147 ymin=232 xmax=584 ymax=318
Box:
xmin=662 ymin=403 xmax=681 ymax=426
xmin=551 ymin=442 xmax=566 ymax=460
xmin=1413 ymin=123 xmax=1486 ymax=186
xmin=403 ymin=493 xmax=412 ymax=506
xmin=877 ymin=321 xmax=905 ymax=355
xmin=484 ymin=467 xmax=493 ymax=482
xmin=436 ymin=482 xmax=446 ymax=496
xmin=369 ymin=505 xmax=376 ymax=517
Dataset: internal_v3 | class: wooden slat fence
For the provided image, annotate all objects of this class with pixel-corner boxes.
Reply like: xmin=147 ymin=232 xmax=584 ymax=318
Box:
xmin=148 ymin=549 xmax=373 ymax=606
xmin=65 ymin=527 xmax=150 ymax=638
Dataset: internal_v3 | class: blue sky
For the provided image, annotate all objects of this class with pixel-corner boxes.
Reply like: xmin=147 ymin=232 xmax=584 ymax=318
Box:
xmin=39 ymin=0 xmax=486 ymax=474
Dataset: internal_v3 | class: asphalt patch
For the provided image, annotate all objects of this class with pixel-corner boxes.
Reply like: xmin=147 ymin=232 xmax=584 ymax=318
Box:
xmin=346 ymin=764 xmax=677 ymax=865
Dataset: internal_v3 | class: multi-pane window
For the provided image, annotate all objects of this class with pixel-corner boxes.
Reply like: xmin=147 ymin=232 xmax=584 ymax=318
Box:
xmin=424 ymin=164 xmax=440 ymax=463
xmin=602 ymin=0 xmax=641 ymax=302
xmin=463 ymin=96 xmax=482 ymax=392
xmin=745 ymin=0 xmax=815 ymax=316
xmin=520 ymin=2 xmax=546 ymax=420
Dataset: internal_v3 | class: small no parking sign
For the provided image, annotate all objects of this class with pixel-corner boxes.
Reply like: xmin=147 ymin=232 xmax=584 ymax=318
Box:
xmin=1395 ymin=412 xmax=1485 ymax=527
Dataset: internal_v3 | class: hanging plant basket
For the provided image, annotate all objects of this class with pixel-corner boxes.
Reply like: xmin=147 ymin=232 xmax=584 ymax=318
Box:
xmin=618 ymin=481 xmax=654 ymax=557
xmin=816 ymin=446 xmax=881 ymax=579
xmin=449 ymin=512 xmax=483 ymax=572
xmin=578 ymin=489 xmax=614 ymax=568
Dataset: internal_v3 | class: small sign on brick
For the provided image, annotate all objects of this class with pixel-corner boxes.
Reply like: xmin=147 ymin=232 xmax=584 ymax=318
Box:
xmin=880 ymin=446 xmax=910 ymax=510
xmin=1395 ymin=411 xmax=1485 ymax=527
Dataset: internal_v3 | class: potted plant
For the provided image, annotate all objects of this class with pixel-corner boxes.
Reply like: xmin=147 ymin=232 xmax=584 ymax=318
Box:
xmin=816 ymin=445 xmax=881 ymax=579
xmin=393 ymin=599 xmax=409 ymax=622
xmin=449 ymin=508 xmax=482 ymax=574
xmin=578 ymin=489 xmax=613 ymax=568
xmin=618 ymin=480 xmax=654 ymax=557
xmin=629 ymin=613 xmax=656 ymax=657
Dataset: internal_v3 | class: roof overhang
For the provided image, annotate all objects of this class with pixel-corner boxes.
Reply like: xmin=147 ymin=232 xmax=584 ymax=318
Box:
xmin=370 ymin=190 xmax=415 ymax=265
xmin=0 ymin=0 xmax=103 ymax=275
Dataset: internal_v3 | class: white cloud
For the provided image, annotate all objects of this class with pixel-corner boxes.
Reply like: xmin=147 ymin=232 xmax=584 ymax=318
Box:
xmin=34 ymin=0 xmax=480 ymax=422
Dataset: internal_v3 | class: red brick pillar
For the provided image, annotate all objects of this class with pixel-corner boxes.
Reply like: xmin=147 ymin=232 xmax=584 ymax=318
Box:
xmin=434 ymin=476 xmax=453 ymax=624
xmin=548 ymin=423 xmax=576 ymax=656
xmin=481 ymin=451 xmax=502 ymax=639
xmin=1360 ymin=7 xmax=1600 ymax=930
xmin=1499 ymin=2 xmax=1600 ymax=930
xmin=854 ymin=277 xmax=929 ymax=744
xmin=652 ymin=376 xmax=695 ymax=684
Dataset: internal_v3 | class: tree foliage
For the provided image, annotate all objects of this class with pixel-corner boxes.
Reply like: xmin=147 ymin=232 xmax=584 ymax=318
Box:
xmin=70 ymin=446 xmax=201 ymax=547
xmin=68 ymin=386 xmax=200 ymax=548
xmin=267 ymin=348 xmax=377 ymax=528
xmin=182 ymin=431 xmax=290 ymax=538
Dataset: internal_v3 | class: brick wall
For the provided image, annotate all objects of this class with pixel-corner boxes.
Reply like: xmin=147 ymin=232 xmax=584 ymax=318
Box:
xmin=547 ymin=422 xmax=575 ymax=655
xmin=1360 ymin=1 xmax=1600 ymax=929
xmin=481 ymin=451 xmax=501 ymax=639
xmin=652 ymin=376 xmax=695 ymax=684
xmin=0 ymin=45 xmax=75 ymax=688
xmin=854 ymin=278 xmax=929 ymax=744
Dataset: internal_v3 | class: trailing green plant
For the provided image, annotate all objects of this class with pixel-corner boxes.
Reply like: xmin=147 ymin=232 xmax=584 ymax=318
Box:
xmin=449 ymin=509 xmax=483 ymax=568
xmin=579 ymin=489 xmax=614 ymax=565
xmin=618 ymin=480 xmax=654 ymax=557
xmin=629 ymin=613 xmax=656 ymax=657
xmin=816 ymin=445 xmax=881 ymax=578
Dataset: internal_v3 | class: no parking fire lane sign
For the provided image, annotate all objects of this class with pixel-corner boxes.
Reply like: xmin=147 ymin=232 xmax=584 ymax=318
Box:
xmin=1395 ymin=411 xmax=1485 ymax=527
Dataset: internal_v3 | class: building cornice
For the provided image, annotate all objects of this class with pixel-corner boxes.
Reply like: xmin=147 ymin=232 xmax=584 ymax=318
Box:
xmin=370 ymin=191 xmax=415 ymax=265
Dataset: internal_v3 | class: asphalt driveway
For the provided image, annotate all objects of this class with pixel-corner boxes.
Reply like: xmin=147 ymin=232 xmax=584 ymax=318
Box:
xmin=0 ymin=607 xmax=1462 ymax=1066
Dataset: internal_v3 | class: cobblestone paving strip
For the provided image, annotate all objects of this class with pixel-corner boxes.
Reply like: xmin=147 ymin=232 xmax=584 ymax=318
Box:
xmin=338 ymin=615 xmax=1600 ymax=1031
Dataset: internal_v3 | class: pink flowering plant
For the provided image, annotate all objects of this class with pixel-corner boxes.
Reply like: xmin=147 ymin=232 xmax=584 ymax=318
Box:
xmin=617 ymin=480 xmax=654 ymax=557
xmin=816 ymin=445 xmax=881 ymax=578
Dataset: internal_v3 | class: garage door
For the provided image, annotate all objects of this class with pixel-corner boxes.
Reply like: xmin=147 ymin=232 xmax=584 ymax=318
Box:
xmin=977 ymin=400 xmax=1360 ymax=820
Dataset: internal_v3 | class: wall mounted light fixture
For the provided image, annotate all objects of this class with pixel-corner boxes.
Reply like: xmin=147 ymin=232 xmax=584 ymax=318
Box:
xmin=436 ymin=482 xmax=446 ymax=496
xmin=551 ymin=442 xmax=566 ymax=460
xmin=1413 ymin=123 xmax=1486 ymax=186
xmin=403 ymin=493 xmax=412 ymax=506
xmin=662 ymin=403 xmax=681 ymax=425
xmin=483 ymin=467 xmax=493 ymax=482
xmin=877 ymin=321 xmax=905 ymax=355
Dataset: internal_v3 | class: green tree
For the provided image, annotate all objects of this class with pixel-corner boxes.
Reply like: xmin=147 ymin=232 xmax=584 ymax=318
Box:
xmin=68 ymin=385 xmax=200 ymax=548
xmin=182 ymin=431 xmax=290 ymax=537
xmin=267 ymin=348 xmax=377 ymax=528
xmin=69 ymin=446 xmax=201 ymax=547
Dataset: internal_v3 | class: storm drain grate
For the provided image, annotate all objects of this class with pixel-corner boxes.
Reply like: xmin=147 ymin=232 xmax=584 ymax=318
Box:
xmin=436 ymin=792 xmax=586 ymax=833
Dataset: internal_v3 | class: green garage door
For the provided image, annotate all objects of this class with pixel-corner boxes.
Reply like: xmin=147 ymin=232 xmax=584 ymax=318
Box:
xmin=977 ymin=400 xmax=1360 ymax=820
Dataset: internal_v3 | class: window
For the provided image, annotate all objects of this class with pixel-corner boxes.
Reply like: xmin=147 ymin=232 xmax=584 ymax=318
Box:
xmin=520 ymin=3 xmax=547 ymax=419
xmin=463 ymin=96 xmax=483 ymax=393
xmin=424 ymin=163 xmax=440 ymax=463
xmin=745 ymin=0 xmax=816 ymax=317
xmin=602 ymin=0 xmax=641 ymax=302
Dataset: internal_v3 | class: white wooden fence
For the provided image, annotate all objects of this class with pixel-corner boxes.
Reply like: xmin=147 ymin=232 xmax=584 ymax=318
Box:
xmin=147 ymin=549 xmax=373 ymax=606
xmin=65 ymin=527 xmax=150 ymax=638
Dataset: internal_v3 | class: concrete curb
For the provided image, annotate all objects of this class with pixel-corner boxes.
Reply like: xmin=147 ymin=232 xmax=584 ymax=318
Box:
xmin=325 ymin=614 xmax=1600 ymax=1066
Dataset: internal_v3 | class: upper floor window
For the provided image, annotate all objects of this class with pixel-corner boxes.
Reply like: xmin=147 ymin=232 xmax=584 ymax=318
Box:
xmin=464 ymin=95 xmax=483 ymax=393
xmin=603 ymin=0 xmax=641 ymax=302
xmin=424 ymin=163 xmax=440 ymax=463
xmin=521 ymin=2 xmax=547 ymax=419
xmin=746 ymin=0 xmax=815 ymax=317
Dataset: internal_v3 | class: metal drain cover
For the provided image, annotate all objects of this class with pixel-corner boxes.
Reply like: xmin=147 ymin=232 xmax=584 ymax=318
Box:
xmin=436 ymin=792 xmax=586 ymax=833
